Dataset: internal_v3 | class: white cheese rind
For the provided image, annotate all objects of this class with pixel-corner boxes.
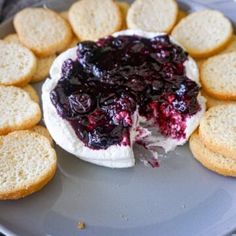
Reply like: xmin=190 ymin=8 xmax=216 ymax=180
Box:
xmin=142 ymin=95 xmax=206 ymax=152
xmin=42 ymin=48 xmax=134 ymax=168
xmin=42 ymin=29 xmax=205 ymax=168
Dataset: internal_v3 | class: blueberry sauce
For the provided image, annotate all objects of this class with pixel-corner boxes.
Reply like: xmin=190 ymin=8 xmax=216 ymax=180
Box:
xmin=50 ymin=34 xmax=200 ymax=150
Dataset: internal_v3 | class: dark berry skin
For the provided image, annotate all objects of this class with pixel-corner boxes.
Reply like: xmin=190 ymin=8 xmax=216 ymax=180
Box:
xmin=68 ymin=93 xmax=94 ymax=114
xmin=51 ymin=34 xmax=200 ymax=150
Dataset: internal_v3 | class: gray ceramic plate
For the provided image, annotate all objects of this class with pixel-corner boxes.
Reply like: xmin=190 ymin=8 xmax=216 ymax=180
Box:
xmin=0 ymin=1 xmax=236 ymax=236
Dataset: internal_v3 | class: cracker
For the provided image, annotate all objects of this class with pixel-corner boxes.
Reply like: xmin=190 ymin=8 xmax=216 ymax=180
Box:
xmin=69 ymin=0 xmax=122 ymax=41
xmin=201 ymin=52 xmax=236 ymax=100
xmin=14 ymin=8 xmax=73 ymax=57
xmin=190 ymin=131 xmax=236 ymax=177
xmin=0 ymin=86 xmax=41 ymax=135
xmin=4 ymin=33 xmax=21 ymax=44
xmin=31 ymin=125 xmax=53 ymax=145
xmin=172 ymin=10 xmax=233 ymax=58
xmin=31 ymin=54 xmax=56 ymax=83
xmin=201 ymin=90 xmax=236 ymax=108
xmin=22 ymin=84 xmax=39 ymax=103
xmin=116 ymin=1 xmax=130 ymax=29
xmin=0 ymin=41 xmax=37 ymax=86
xmin=0 ymin=130 xmax=57 ymax=200
xmin=199 ymin=104 xmax=236 ymax=161
xmin=127 ymin=0 xmax=178 ymax=33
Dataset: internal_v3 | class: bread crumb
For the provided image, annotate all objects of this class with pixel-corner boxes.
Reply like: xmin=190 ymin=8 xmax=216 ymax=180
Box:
xmin=77 ymin=221 xmax=86 ymax=230
xmin=120 ymin=214 xmax=129 ymax=221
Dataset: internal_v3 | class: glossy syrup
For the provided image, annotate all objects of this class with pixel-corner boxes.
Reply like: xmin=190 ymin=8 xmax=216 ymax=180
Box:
xmin=50 ymin=35 xmax=200 ymax=150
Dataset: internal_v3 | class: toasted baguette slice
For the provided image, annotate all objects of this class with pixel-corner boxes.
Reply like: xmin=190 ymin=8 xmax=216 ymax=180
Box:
xmin=190 ymin=132 xmax=236 ymax=177
xmin=176 ymin=10 xmax=188 ymax=24
xmin=67 ymin=37 xmax=79 ymax=49
xmin=4 ymin=33 xmax=56 ymax=83
xmin=127 ymin=0 xmax=178 ymax=33
xmin=199 ymin=104 xmax=236 ymax=160
xmin=14 ymin=8 xmax=73 ymax=57
xmin=59 ymin=11 xmax=80 ymax=48
xmin=60 ymin=11 xmax=68 ymax=21
xmin=0 ymin=41 xmax=37 ymax=86
xmin=172 ymin=10 xmax=233 ymax=58
xmin=201 ymin=90 xmax=236 ymax=108
xmin=69 ymin=0 xmax=122 ymax=41
xmin=0 ymin=86 xmax=41 ymax=135
xmin=220 ymin=34 xmax=236 ymax=54
xmin=31 ymin=55 xmax=56 ymax=83
xmin=4 ymin=33 xmax=21 ymax=44
xmin=201 ymin=52 xmax=236 ymax=100
xmin=31 ymin=125 xmax=53 ymax=145
xmin=116 ymin=1 xmax=130 ymax=29
xmin=0 ymin=130 xmax=57 ymax=200
xmin=22 ymin=84 xmax=39 ymax=103
xmin=196 ymin=59 xmax=205 ymax=69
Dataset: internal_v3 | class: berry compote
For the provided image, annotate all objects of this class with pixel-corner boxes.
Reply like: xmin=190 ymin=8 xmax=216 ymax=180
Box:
xmin=50 ymin=34 xmax=200 ymax=150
